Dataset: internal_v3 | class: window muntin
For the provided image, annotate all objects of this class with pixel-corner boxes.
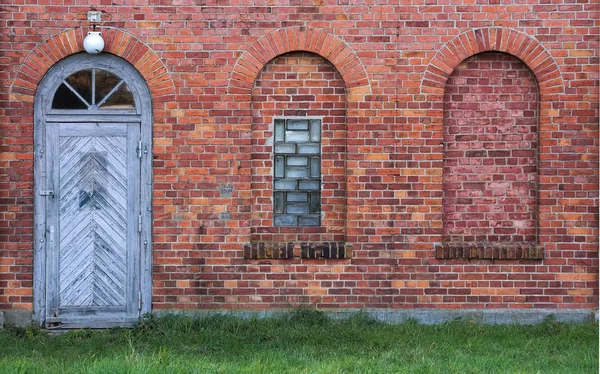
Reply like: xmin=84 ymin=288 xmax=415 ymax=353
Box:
xmin=273 ymin=118 xmax=321 ymax=227
xmin=52 ymin=68 xmax=135 ymax=110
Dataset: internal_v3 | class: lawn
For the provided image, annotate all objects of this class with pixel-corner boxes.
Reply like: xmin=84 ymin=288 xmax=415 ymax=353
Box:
xmin=0 ymin=310 xmax=597 ymax=373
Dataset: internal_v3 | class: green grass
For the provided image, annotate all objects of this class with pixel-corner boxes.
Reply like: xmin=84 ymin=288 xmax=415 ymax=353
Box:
xmin=0 ymin=310 xmax=597 ymax=373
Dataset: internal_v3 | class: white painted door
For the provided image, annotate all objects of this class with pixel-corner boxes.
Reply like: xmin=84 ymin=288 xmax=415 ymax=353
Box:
xmin=44 ymin=122 xmax=141 ymax=328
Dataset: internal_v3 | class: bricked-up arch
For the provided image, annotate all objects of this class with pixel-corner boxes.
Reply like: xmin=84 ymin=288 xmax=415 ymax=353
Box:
xmin=441 ymin=53 xmax=540 ymax=260
xmin=422 ymin=28 xmax=564 ymax=96
xmin=9 ymin=28 xmax=175 ymax=104
xmin=229 ymin=27 xmax=370 ymax=100
xmin=424 ymin=28 xmax=560 ymax=261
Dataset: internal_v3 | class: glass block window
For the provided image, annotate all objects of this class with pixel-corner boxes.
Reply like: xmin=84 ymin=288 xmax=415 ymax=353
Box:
xmin=273 ymin=118 xmax=321 ymax=227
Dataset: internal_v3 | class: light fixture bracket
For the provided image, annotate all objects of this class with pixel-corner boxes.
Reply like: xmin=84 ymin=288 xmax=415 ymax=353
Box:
xmin=87 ymin=11 xmax=101 ymax=23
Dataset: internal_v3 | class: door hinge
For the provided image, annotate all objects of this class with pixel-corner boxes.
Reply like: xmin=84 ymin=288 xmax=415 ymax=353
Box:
xmin=137 ymin=140 xmax=143 ymax=159
xmin=138 ymin=292 xmax=142 ymax=311
xmin=138 ymin=214 xmax=142 ymax=233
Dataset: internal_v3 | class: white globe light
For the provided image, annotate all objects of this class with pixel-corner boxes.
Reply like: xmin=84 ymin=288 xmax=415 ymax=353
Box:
xmin=84 ymin=31 xmax=104 ymax=54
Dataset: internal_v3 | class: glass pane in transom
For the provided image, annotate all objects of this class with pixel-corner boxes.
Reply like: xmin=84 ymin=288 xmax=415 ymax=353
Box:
xmin=94 ymin=69 xmax=121 ymax=106
xmin=52 ymin=69 xmax=93 ymax=109
xmin=52 ymin=83 xmax=89 ymax=109
xmin=99 ymin=81 xmax=135 ymax=110
xmin=96 ymin=69 xmax=135 ymax=109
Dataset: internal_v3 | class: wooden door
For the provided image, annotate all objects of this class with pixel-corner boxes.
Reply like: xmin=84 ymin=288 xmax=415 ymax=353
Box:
xmin=44 ymin=122 xmax=141 ymax=328
xmin=34 ymin=54 xmax=152 ymax=329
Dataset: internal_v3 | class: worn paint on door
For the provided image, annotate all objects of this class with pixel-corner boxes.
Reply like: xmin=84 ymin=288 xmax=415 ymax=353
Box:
xmin=34 ymin=54 xmax=152 ymax=329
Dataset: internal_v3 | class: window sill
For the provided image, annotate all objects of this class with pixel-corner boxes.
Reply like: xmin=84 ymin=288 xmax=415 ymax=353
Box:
xmin=244 ymin=241 xmax=349 ymax=260
xmin=435 ymin=242 xmax=543 ymax=260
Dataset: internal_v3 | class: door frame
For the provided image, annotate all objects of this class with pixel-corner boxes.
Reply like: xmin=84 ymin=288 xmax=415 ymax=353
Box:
xmin=33 ymin=53 xmax=153 ymax=327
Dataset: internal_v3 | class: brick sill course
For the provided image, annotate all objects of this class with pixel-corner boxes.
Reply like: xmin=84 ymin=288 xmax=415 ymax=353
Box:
xmin=435 ymin=242 xmax=543 ymax=260
xmin=244 ymin=241 xmax=350 ymax=260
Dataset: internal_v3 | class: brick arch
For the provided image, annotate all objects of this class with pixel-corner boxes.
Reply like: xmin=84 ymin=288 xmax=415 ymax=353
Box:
xmin=9 ymin=28 xmax=175 ymax=104
xmin=421 ymin=27 xmax=564 ymax=96
xmin=228 ymin=27 xmax=370 ymax=100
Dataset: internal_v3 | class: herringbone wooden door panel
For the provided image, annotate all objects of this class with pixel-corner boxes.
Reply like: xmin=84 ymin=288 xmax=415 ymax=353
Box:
xmin=58 ymin=136 xmax=128 ymax=308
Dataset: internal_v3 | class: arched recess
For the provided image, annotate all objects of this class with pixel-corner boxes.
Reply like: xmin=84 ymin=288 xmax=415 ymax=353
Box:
xmin=247 ymin=52 xmax=348 ymax=260
xmin=228 ymin=27 xmax=370 ymax=101
xmin=10 ymin=28 xmax=175 ymax=105
xmin=232 ymin=28 xmax=368 ymax=260
xmin=441 ymin=52 xmax=540 ymax=260
xmin=422 ymin=28 xmax=563 ymax=260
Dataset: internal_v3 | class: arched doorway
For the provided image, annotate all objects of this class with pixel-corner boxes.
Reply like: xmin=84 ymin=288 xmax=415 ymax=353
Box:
xmin=33 ymin=54 xmax=152 ymax=328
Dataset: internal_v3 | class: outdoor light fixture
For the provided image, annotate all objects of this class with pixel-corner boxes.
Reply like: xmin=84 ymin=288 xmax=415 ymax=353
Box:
xmin=84 ymin=11 xmax=104 ymax=54
xmin=84 ymin=28 xmax=104 ymax=54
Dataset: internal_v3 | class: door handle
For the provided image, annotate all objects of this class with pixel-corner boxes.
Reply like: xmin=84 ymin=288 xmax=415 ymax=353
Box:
xmin=40 ymin=190 xmax=54 ymax=198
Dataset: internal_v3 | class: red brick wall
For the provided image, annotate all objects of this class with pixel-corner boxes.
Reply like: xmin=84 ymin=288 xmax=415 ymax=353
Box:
xmin=443 ymin=52 xmax=538 ymax=245
xmin=0 ymin=3 xmax=598 ymax=312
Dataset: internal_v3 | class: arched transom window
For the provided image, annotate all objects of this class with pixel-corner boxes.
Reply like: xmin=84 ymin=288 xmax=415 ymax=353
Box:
xmin=52 ymin=68 xmax=135 ymax=111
